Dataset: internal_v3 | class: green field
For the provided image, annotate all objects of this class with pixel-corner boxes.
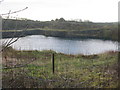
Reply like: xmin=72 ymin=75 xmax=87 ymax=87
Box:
xmin=2 ymin=47 xmax=118 ymax=88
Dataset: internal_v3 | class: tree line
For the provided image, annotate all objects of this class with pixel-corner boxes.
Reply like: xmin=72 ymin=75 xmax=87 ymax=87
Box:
xmin=2 ymin=18 xmax=117 ymax=31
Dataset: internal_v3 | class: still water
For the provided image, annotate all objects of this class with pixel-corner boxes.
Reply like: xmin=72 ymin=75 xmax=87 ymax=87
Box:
xmin=2 ymin=35 xmax=118 ymax=55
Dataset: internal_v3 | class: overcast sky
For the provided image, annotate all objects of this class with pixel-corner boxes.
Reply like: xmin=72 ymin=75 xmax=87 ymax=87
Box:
xmin=0 ymin=0 xmax=119 ymax=22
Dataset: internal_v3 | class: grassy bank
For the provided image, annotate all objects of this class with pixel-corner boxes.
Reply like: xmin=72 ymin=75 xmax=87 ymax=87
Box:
xmin=2 ymin=47 xmax=118 ymax=88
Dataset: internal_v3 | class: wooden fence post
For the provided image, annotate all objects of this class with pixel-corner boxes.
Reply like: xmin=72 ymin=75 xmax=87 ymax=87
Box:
xmin=51 ymin=53 xmax=55 ymax=74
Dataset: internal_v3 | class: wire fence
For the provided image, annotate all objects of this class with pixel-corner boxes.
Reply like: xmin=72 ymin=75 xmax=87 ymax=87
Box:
xmin=2 ymin=49 xmax=119 ymax=88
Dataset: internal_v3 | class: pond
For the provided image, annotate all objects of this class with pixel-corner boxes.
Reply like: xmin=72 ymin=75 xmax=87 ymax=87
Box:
xmin=2 ymin=35 xmax=118 ymax=55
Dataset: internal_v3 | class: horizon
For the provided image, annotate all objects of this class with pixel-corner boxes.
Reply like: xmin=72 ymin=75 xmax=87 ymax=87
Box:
xmin=2 ymin=17 xmax=118 ymax=23
xmin=0 ymin=0 xmax=119 ymax=23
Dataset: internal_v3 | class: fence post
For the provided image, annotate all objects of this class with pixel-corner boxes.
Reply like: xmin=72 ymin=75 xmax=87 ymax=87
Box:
xmin=51 ymin=53 xmax=55 ymax=74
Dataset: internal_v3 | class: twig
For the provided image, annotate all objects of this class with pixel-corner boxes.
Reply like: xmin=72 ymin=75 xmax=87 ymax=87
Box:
xmin=1 ymin=7 xmax=28 ymax=16
xmin=1 ymin=8 xmax=29 ymax=52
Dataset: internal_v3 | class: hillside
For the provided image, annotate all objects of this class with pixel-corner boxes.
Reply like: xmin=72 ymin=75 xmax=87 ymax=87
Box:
xmin=2 ymin=18 xmax=118 ymax=41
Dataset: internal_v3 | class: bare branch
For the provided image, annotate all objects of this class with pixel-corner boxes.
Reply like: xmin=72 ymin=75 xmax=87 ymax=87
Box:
xmin=3 ymin=17 xmax=20 ymax=48
xmin=7 ymin=10 xmax=11 ymax=18
xmin=1 ymin=20 xmax=29 ymax=52
xmin=1 ymin=7 xmax=28 ymax=16
xmin=1 ymin=6 xmax=29 ymax=52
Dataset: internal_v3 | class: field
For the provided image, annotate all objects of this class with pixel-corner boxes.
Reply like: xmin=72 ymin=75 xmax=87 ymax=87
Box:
xmin=2 ymin=47 xmax=118 ymax=88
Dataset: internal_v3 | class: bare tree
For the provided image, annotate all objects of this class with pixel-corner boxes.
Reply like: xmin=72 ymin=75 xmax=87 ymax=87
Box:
xmin=0 ymin=7 xmax=28 ymax=52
